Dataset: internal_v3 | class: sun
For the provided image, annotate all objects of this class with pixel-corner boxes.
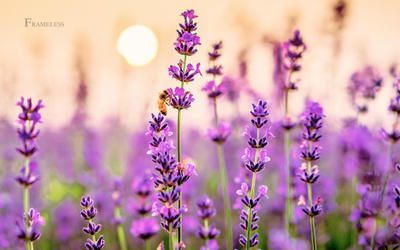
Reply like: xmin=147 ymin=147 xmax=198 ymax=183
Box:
xmin=117 ymin=25 xmax=158 ymax=67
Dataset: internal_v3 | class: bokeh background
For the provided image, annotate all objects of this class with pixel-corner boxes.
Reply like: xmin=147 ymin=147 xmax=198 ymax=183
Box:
xmin=1 ymin=0 xmax=400 ymax=129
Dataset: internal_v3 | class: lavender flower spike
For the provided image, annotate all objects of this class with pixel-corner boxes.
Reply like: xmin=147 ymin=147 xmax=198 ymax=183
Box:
xmin=238 ymin=100 xmax=271 ymax=249
xmin=297 ymin=100 xmax=325 ymax=250
xmin=202 ymin=41 xmax=233 ymax=249
xmin=80 ymin=196 xmax=105 ymax=250
xmin=15 ymin=97 xmax=44 ymax=250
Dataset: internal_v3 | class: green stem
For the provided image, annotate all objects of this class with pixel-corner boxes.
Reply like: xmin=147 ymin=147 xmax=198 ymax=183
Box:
xmin=204 ymin=219 xmax=209 ymax=249
xmin=371 ymin=219 xmax=376 ymax=250
xmin=217 ymin=144 xmax=233 ymax=249
xmin=177 ymin=54 xmax=187 ymax=247
xmin=307 ymin=142 xmax=317 ymax=250
xmin=145 ymin=240 xmax=151 ymax=250
xmin=284 ymin=130 xmax=292 ymax=234
xmin=169 ymin=225 xmax=174 ymax=250
xmin=213 ymin=99 xmax=233 ymax=249
xmin=114 ymin=206 xmax=128 ymax=250
xmin=24 ymin=155 xmax=30 ymax=250
xmin=89 ymin=219 xmax=96 ymax=242
xmin=246 ymin=128 xmax=260 ymax=250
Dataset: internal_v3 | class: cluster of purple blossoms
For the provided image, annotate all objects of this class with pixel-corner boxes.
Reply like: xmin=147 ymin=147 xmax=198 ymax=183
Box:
xmin=237 ymin=100 xmax=271 ymax=248
xmin=298 ymin=101 xmax=324 ymax=216
xmin=166 ymin=87 xmax=195 ymax=110
xmin=16 ymin=98 xmax=44 ymax=185
xmin=80 ymin=196 xmax=105 ymax=250
xmin=15 ymin=97 xmax=44 ymax=247
xmin=130 ymin=175 xmax=159 ymax=242
xmin=348 ymin=66 xmax=383 ymax=113
xmin=202 ymin=41 xmax=225 ymax=98
xmin=196 ymin=195 xmax=220 ymax=250
xmin=281 ymin=30 xmax=307 ymax=91
xmin=175 ymin=10 xmax=201 ymax=56
xmin=206 ymin=42 xmax=223 ymax=76
xmin=147 ymin=114 xmax=195 ymax=241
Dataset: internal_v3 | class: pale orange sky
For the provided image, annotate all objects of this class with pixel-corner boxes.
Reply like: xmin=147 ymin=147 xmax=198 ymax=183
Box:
xmin=1 ymin=0 xmax=400 ymax=131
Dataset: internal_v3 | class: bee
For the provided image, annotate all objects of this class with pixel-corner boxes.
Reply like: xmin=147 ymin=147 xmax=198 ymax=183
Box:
xmin=158 ymin=90 xmax=170 ymax=116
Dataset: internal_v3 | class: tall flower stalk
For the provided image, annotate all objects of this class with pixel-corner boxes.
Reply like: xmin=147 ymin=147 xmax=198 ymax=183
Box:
xmin=80 ymin=196 xmax=105 ymax=250
xmin=297 ymin=101 xmax=325 ymax=250
xmin=168 ymin=10 xmax=201 ymax=246
xmin=237 ymin=100 xmax=271 ymax=249
xmin=279 ymin=30 xmax=306 ymax=234
xmin=202 ymin=41 xmax=233 ymax=249
xmin=15 ymin=97 xmax=44 ymax=250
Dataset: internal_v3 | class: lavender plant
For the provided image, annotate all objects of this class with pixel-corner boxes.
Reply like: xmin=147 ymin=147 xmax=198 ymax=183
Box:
xmin=297 ymin=101 xmax=325 ymax=250
xmin=202 ymin=41 xmax=233 ymax=249
xmin=147 ymin=113 xmax=195 ymax=249
xmin=80 ymin=196 xmax=105 ymax=250
xmin=237 ymin=100 xmax=271 ymax=249
xmin=279 ymin=30 xmax=306 ymax=233
xmin=15 ymin=97 xmax=44 ymax=250
xmin=167 ymin=10 xmax=201 ymax=246
xmin=196 ymin=195 xmax=220 ymax=250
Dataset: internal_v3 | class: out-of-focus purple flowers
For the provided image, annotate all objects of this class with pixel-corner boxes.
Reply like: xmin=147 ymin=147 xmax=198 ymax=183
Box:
xmin=206 ymin=122 xmax=232 ymax=144
xmin=281 ymin=30 xmax=307 ymax=91
xmin=348 ymin=66 xmax=383 ymax=113
xmin=130 ymin=218 xmax=160 ymax=240
xmin=202 ymin=80 xmax=226 ymax=99
xmin=196 ymin=195 xmax=220 ymax=249
xmin=80 ymin=196 xmax=104 ymax=250
xmin=237 ymin=100 xmax=271 ymax=248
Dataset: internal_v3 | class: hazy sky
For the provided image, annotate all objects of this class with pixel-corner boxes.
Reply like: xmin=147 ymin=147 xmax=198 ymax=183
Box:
xmin=1 ymin=0 xmax=400 ymax=130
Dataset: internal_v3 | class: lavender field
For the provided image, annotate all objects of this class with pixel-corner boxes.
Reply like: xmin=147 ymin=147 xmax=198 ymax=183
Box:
xmin=1 ymin=1 xmax=400 ymax=249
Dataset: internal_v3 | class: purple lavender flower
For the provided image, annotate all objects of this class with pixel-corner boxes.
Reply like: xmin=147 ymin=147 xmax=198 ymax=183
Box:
xmin=146 ymin=113 xmax=193 ymax=247
xmin=206 ymin=121 xmax=232 ymax=144
xmin=15 ymin=97 xmax=44 ymax=249
xmin=297 ymin=100 xmax=325 ymax=250
xmin=166 ymin=87 xmax=195 ymax=110
xmin=130 ymin=218 xmax=160 ymax=240
xmin=80 ymin=196 xmax=104 ymax=250
xmin=281 ymin=30 xmax=306 ymax=90
xmin=237 ymin=100 xmax=271 ymax=248
xmin=16 ymin=208 xmax=44 ymax=242
xmin=16 ymin=97 xmax=44 ymax=157
xmin=175 ymin=10 xmax=200 ymax=56
xmin=168 ymin=61 xmax=202 ymax=83
xmin=196 ymin=195 xmax=220 ymax=249
xmin=202 ymin=80 xmax=226 ymax=99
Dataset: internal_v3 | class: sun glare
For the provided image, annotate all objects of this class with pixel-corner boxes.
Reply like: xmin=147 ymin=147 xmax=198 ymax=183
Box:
xmin=117 ymin=25 xmax=158 ymax=67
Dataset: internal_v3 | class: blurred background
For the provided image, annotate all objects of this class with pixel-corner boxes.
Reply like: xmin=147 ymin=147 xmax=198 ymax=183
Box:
xmin=1 ymin=0 xmax=400 ymax=130
xmin=1 ymin=1 xmax=400 ymax=249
